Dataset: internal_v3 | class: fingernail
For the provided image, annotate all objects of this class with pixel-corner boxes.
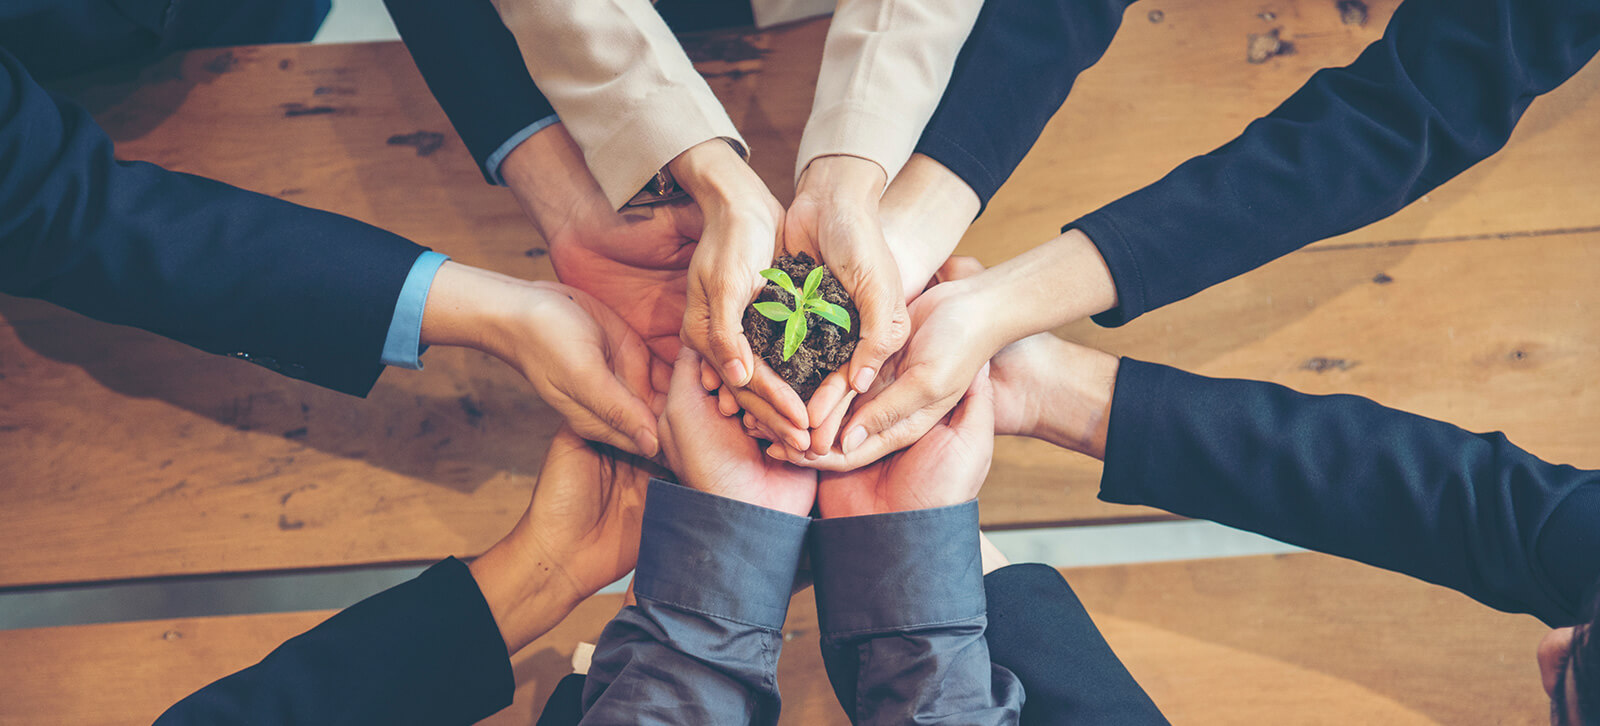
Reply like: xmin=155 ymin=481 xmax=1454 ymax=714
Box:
xmin=788 ymin=431 xmax=808 ymax=451
xmin=766 ymin=444 xmax=785 ymax=459
xmin=842 ymin=426 xmax=868 ymax=453
xmin=852 ymin=368 xmax=876 ymax=393
xmin=639 ymin=432 xmax=660 ymax=457
xmin=726 ymin=360 xmax=749 ymax=386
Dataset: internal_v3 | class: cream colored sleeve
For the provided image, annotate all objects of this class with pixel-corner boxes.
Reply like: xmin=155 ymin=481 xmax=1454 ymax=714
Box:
xmin=796 ymin=0 xmax=984 ymax=185
xmin=491 ymin=0 xmax=747 ymax=209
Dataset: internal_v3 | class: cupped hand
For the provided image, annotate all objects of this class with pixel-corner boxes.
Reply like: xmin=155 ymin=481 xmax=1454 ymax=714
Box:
xmin=660 ymin=347 xmax=818 ymax=516
xmin=817 ymin=364 xmax=996 ymax=518
xmin=502 ymin=122 xmax=701 ymax=365
xmin=784 ymin=155 xmax=911 ymax=434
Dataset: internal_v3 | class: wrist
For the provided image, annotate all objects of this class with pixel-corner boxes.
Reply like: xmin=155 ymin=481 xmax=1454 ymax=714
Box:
xmin=1031 ymin=343 xmax=1118 ymax=459
xmin=795 ymin=154 xmax=887 ymax=206
xmin=419 ymin=263 xmax=545 ymax=364
xmin=880 ymin=155 xmax=980 ymax=300
xmin=498 ymin=123 xmax=597 ymax=243
xmin=469 ymin=536 xmax=578 ymax=654
xmin=667 ymin=138 xmax=764 ymax=210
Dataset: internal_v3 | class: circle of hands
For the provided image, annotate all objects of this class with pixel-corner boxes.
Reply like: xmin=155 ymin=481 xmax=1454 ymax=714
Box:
xmin=499 ymin=129 xmax=1063 ymax=597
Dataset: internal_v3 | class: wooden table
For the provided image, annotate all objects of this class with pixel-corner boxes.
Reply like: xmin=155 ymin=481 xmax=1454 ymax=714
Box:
xmin=0 ymin=0 xmax=1591 ymax=721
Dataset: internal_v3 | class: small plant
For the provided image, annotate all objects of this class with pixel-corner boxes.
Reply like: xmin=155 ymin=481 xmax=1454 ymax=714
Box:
xmin=753 ymin=266 xmax=852 ymax=361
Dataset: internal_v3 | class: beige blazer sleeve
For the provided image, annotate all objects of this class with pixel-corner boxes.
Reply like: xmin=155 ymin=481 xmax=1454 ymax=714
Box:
xmin=490 ymin=0 xmax=747 ymax=209
xmin=796 ymin=0 xmax=984 ymax=184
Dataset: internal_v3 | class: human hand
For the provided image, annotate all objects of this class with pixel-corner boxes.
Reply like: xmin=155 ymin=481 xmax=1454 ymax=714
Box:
xmin=784 ymin=155 xmax=910 ymax=433
xmin=876 ymin=153 xmax=981 ymax=304
xmin=660 ymin=346 xmax=818 ymax=516
xmin=816 ymin=363 xmax=995 ymax=517
xmin=501 ymin=123 xmax=703 ymax=363
xmin=669 ymin=139 xmax=813 ymax=448
xmin=421 ymin=262 xmax=664 ymax=456
xmin=471 ymin=427 xmax=657 ymax=653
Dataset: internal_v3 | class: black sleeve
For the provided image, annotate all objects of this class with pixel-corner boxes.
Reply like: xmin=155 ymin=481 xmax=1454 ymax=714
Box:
xmin=155 ymin=558 xmax=515 ymax=725
xmin=0 ymin=48 xmax=424 ymax=396
xmin=983 ymin=564 xmax=1169 ymax=725
xmin=383 ymin=0 xmax=556 ymax=183
xmin=1100 ymin=359 xmax=1600 ymax=627
xmin=1072 ymin=0 xmax=1600 ymax=326
xmin=914 ymin=0 xmax=1135 ymax=213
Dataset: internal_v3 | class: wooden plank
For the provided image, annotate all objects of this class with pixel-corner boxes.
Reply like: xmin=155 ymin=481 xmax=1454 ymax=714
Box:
xmin=0 ymin=552 xmax=1544 ymax=724
xmin=2 ymin=0 xmax=1596 ymax=587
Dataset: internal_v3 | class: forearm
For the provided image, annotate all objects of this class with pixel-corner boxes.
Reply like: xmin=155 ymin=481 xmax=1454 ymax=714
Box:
xmin=915 ymin=0 xmax=1135 ymax=211
xmin=491 ymin=0 xmax=744 ymax=208
xmin=582 ymin=481 xmax=808 ymax=723
xmin=879 ymin=153 xmax=981 ymax=300
xmin=383 ymin=0 xmax=554 ymax=182
xmin=157 ymin=559 xmax=514 ymax=725
xmin=797 ymin=0 xmax=985 ymax=184
xmin=951 ymin=228 xmax=1119 ymax=354
xmin=1100 ymin=359 xmax=1598 ymax=626
xmin=813 ymin=502 xmax=1023 ymax=723
xmin=1075 ymin=0 xmax=1600 ymax=326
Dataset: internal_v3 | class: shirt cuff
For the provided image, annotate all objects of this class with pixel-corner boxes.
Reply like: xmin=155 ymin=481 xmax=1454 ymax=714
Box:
xmin=633 ymin=479 xmax=810 ymax=630
xmin=380 ymin=251 xmax=450 ymax=370
xmin=485 ymin=114 xmax=561 ymax=186
xmin=809 ymin=500 xmax=985 ymax=635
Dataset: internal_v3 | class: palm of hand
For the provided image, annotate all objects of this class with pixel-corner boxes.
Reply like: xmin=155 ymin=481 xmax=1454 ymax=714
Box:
xmin=818 ymin=404 xmax=989 ymax=518
xmin=520 ymin=283 xmax=660 ymax=422
xmin=521 ymin=429 xmax=655 ymax=600
xmin=547 ymin=201 xmax=700 ymax=363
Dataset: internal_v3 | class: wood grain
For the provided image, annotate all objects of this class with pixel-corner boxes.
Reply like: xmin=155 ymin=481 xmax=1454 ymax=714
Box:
xmin=0 ymin=553 xmax=1548 ymax=724
xmin=1 ymin=0 xmax=1596 ymax=587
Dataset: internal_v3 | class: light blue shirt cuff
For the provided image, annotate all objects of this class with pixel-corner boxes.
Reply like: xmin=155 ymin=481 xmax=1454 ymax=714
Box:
xmin=485 ymin=114 xmax=561 ymax=185
xmin=380 ymin=251 xmax=450 ymax=370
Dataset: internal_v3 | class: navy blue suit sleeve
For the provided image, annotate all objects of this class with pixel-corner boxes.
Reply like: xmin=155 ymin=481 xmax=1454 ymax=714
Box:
xmin=155 ymin=558 xmax=515 ymax=725
xmin=1072 ymin=0 xmax=1600 ymax=326
xmin=983 ymin=564 xmax=1168 ymax=725
xmin=383 ymin=0 xmax=556 ymax=183
xmin=0 ymin=49 xmax=425 ymax=396
xmin=915 ymin=0 xmax=1134 ymax=213
xmin=1101 ymin=359 xmax=1600 ymax=627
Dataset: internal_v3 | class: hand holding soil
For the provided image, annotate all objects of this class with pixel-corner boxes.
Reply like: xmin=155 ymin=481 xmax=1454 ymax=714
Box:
xmin=741 ymin=252 xmax=861 ymax=401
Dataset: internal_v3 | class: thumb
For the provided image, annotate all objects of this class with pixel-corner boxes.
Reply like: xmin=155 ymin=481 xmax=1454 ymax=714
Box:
xmin=837 ymin=366 xmax=956 ymax=458
xmin=843 ymin=269 xmax=910 ymax=394
xmin=945 ymin=363 xmax=995 ymax=442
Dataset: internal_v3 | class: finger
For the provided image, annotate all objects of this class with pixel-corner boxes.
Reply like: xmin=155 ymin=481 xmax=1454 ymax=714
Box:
xmin=804 ymin=369 xmax=853 ymax=435
xmin=944 ymin=363 xmax=995 ymax=441
xmin=648 ymin=358 xmax=672 ymax=416
xmin=839 ymin=368 xmax=959 ymax=457
xmin=844 ymin=277 xmax=909 ymax=395
xmin=704 ymin=276 xmax=757 ymax=388
xmin=700 ymin=358 xmax=721 ymax=392
xmin=935 ymin=255 xmax=987 ymax=283
xmin=563 ymin=373 xmax=661 ymax=458
xmin=744 ymin=362 xmax=809 ymax=430
xmin=808 ymin=389 xmax=855 ymax=458
xmin=726 ymin=384 xmax=809 ymax=451
xmin=717 ymin=385 xmax=740 ymax=417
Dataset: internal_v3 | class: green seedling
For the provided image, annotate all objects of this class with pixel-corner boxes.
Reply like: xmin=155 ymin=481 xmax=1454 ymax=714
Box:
xmin=753 ymin=266 xmax=852 ymax=361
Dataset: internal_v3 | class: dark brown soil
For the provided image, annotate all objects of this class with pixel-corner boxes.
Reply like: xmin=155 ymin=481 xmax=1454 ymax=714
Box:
xmin=742 ymin=252 xmax=859 ymax=401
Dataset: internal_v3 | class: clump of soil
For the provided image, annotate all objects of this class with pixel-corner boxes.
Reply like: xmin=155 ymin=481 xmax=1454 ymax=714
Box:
xmin=742 ymin=252 xmax=859 ymax=401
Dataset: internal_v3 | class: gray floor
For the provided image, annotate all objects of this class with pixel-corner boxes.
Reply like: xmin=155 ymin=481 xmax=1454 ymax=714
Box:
xmin=0 ymin=1 xmax=1302 ymax=632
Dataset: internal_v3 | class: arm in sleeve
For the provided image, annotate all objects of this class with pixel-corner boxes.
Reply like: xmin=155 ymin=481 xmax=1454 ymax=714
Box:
xmin=0 ymin=49 xmax=425 ymax=396
xmin=797 ymin=0 xmax=985 ymax=185
xmin=1100 ymin=358 xmax=1600 ymax=627
xmin=489 ymin=0 xmax=746 ymax=209
xmin=1071 ymin=0 xmax=1600 ymax=326
xmin=382 ymin=0 xmax=558 ymax=184
xmin=156 ymin=558 xmax=514 ymax=725
xmin=914 ymin=0 xmax=1135 ymax=213
xmin=810 ymin=500 xmax=1024 ymax=724
xmin=580 ymin=480 xmax=810 ymax=724
xmin=982 ymin=564 xmax=1168 ymax=725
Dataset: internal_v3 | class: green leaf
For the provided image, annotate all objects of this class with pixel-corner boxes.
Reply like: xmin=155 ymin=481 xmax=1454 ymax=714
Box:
xmin=809 ymin=301 xmax=852 ymax=332
xmin=752 ymin=301 xmax=793 ymax=322
xmin=782 ymin=311 xmax=807 ymax=361
xmin=801 ymin=265 xmax=824 ymax=301
xmin=759 ymin=268 xmax=797 ymax=296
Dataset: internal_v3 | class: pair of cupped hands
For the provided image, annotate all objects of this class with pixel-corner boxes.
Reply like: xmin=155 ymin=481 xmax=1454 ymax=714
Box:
xmin=495 ymin=132 xmax=1038 ymax=479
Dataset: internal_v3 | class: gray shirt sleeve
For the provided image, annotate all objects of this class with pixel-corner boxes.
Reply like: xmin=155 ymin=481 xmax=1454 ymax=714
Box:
xmin=579 ymin=479 xmax=810 ymax=725
xmin=810 ymin=500 xmax=1025 ymax=725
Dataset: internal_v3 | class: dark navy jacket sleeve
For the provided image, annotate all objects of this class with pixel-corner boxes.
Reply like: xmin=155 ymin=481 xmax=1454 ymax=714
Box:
xmin=1073 ymin=0 xmax=1600 ymax=326
xmin=982 ymin=564 xmax=1168 ymax=725
xmin=915 ymin=0 xmax=1134 ymax=213
xmin=810 ymin=500 xmax=1024 ymax=724
xmin=1101 ymin=359 xmax=1600 ymax=627
xmin=0 ymin=48 xmax=425 ymax=396
xmin=580 ymin=479 xmax=811 ymax=724
xmin=383 ymin=0 xmax=556 ymax=183
xmin=155 ymin=558 xmax=515 ymax=725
